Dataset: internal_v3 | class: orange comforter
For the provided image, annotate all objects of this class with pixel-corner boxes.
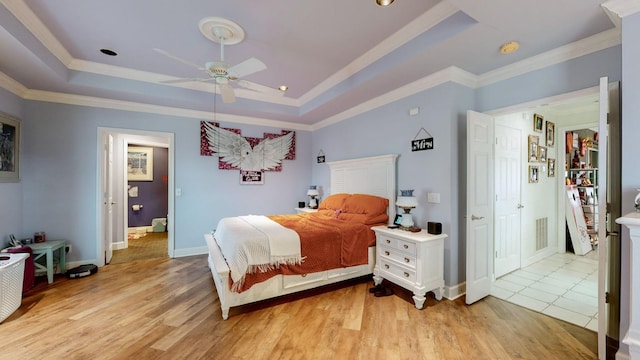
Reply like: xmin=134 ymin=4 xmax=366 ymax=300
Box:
xmin=229 ymin=212 xmax=378 ymax=293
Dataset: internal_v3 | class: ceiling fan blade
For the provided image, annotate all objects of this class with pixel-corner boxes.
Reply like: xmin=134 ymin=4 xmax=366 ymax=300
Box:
xmin=160 ymin=77 xmax=214 ymax=84
xmin=219 ymin=83 xmax=236 ymax=103
xmin=227 ymin=57 xmax=266 ymax=78
xmin=237 ymin=80 xmax=284 ymax=97
xmin=153 ymin=48 xmax=205 ymax=71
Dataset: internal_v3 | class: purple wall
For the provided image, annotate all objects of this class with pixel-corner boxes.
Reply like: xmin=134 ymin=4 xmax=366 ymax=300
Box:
xmin=128 ymin=146 xmax=168 ymax=227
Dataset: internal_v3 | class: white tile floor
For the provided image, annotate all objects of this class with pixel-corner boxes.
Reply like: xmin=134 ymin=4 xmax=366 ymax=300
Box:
xmin=491 ymin=251 xmax=599 ymax=332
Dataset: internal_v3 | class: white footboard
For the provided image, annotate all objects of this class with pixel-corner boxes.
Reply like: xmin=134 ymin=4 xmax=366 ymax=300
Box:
xmin=204 ymin=233 xmax=375 ymax=320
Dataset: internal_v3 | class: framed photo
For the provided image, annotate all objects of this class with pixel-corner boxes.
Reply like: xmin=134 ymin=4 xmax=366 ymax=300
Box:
xmin=529 ymin=165 xmax=539 ymax=183
xmin=528 ymin=135 xmax=539 ymax=162
xmin=546 ymin=121 xmax=555 ymax=147
xmin=533 ymin=113 xmax=544 ymax=132
xmin=393 ymin=214 xmax=403 ymax=226
xmin=0 ymin=112 xmax=20 ymax=183
xmin=127 ymin=146 xmax=153 ymax=181
xmin=240 ymin=170 xmax=264 ymax=184
xmin=548 ymin=158 xmax=556 ymax=177
xmin=538 ymin=146 xmax=547 ymax=162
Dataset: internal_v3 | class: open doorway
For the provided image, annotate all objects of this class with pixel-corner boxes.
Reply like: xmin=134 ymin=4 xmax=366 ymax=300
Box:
xmin=96 ymin=128 xmax=175 ymax=266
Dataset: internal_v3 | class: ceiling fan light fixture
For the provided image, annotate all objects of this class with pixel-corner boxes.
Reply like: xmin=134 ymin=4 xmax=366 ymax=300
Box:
xmin=376 ymin=0 xmax=394 ymax=6
xmin=500 ymin=41 xmax=520 ymax=54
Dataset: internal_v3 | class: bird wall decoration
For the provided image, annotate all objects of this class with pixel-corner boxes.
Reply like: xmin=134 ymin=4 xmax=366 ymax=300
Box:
xmin=200 ymin=121 xmax=295 ymax=172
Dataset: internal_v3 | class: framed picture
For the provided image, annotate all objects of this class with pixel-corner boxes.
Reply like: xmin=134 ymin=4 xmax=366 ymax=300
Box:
xmin=533 ymin=113 xmax=544 ymax=132
xmin=538 ymin=146 xmax=547 ymax=162
xmin=0 ymin=112 xmax=20 ymax=183
xmin=546 ymin=121 xmax=555 ymax=147
xmin=528 ymin=135 xmax=539 ymax=162
xmin=393 ymin=214 xmax=403 ymax=226
xmin=240 ymin=170 xmax=264 ymax=184
xmin=529 ymin=165 xmax=539 ymax=183
xmin=127 ymin=146 xmax=153 ymax=181
xmin=548 ymin=158 xmax=556 ymax=177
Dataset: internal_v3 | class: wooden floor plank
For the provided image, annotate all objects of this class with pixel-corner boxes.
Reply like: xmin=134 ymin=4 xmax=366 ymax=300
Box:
xmin=1 ymin=255 xmax=598 ymax=359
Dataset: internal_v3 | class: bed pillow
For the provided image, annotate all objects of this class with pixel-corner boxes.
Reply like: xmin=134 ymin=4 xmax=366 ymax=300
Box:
xmin=342 ymin=194 xmax=389 ymax=216
xmin=338 ymin=212 xmax=388 ymax=225
xmin=318 ymin=193 xmax=349 ymax=211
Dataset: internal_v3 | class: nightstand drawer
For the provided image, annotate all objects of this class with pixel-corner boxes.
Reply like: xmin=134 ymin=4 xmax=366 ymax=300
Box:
xmin=378 ymin=236 xmax=416 ymax=255
xmin=379 ymin=258 xmax=416 ymax=283
xmin=379 ymin=246 xmax=416 ymax=269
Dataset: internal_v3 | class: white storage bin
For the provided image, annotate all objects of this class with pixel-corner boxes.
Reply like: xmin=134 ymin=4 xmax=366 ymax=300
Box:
xmin=0 ymin=252 xmax=28 ymax=323
xmin=151 ymin=217 xmax=167 ymax=232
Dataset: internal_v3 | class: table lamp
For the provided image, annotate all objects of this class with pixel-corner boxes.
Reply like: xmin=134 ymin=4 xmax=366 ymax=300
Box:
xmin=307 ymin=186 xmax=320 ymax=209
xmin=396 ymin=190 xmax=418 ymax=229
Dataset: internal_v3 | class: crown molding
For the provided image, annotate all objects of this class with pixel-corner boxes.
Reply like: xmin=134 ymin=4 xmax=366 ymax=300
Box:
xmin=0 ymin=0 xmax=72 ymax=66
xmin=0 ymin=71 xmax=28 ymax=97
xmin=602 ymin=0 xmax=640 ymax=18
xmin=298 ymin=1 xmax=460 ymax=105
xmin=21 ymin=89 xmax=312 ymax=131
xmin=311 ymin=66 xmax=474 ymax=131
xmin=478 ymin=28 xmax=620 ymax=87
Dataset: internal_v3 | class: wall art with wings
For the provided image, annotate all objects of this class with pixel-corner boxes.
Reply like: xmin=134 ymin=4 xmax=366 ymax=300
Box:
xmin=200 ymin=121 xmax=295 ymax=181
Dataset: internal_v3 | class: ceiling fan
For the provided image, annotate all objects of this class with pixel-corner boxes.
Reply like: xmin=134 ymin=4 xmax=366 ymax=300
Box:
xmin=154 ymin=19 xmax=283 ymax=103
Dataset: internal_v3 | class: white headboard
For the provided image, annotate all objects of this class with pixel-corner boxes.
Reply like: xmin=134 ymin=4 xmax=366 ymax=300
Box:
xmin=326 ymin=154 xmax=398 ymax=223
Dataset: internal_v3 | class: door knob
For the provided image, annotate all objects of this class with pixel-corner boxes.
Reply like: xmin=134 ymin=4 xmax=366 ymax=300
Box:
xmin=471 ymin=215 xmax=484 ymax=221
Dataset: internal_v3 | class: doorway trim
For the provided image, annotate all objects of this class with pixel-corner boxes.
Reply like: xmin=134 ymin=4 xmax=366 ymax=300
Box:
xmin=96 ymin=127 xmax=175 ymax=265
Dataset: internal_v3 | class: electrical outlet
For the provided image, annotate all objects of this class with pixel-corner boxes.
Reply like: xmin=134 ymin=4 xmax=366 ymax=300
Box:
xmin=65 ymin=244 xmax=72 ymax=254
xmin=427 ymin=192 xmax=441 ymax=203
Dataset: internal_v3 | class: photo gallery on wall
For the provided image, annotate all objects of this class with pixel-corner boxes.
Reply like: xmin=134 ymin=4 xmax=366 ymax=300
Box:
xmin=528 ymin=113 xmax=555 ymax=183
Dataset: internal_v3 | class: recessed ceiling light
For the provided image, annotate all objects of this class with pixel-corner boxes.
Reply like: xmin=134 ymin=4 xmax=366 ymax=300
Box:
xmin=500 ymin=41 xmax=519 ymax=54
xmin=376 ymin=0 xmax=394 ymax=6
xmin=100 ymin=48 xmax=118 ymax=56
xmin=278 ymin=85 xmax=288 ymax=92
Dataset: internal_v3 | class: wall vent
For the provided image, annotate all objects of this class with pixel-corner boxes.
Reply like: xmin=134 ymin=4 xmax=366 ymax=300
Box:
xmin=536 ymin=217 xmax=548 ymax=251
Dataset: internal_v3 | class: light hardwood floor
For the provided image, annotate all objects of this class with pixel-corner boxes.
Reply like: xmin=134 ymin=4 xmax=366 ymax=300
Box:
xmin=1 ymin=255 xmax=597 ymax=359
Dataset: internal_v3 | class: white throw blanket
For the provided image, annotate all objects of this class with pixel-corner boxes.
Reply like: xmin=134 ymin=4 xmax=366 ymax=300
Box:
xmin=214 ymin=215 xmax=303 ymax=289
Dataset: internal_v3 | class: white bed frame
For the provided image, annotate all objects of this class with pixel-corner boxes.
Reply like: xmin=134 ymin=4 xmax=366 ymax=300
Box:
xmin=205 ymin=154 xmax=398 ymax=319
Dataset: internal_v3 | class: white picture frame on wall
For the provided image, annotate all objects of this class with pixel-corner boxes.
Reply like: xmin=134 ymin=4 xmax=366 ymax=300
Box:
xmin=0 ymin=112 xmax=20 ymax=183
xmin=127 ymin=146 xmax=153 ymax=181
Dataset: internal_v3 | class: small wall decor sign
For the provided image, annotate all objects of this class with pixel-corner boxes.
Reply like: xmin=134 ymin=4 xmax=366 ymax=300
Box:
xmin=411 ymin=127 xmax=434 ymax=152
xmin=317 ymin=150 xmax=325 ymax=163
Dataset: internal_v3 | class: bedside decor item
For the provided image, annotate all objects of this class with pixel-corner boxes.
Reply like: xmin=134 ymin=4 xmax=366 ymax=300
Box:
xmin=307 ymin=185 xmax=320 ymax=209
xmin=427 ymin=222 xmax=442 ymax=235
xmin=396 ymin=190 xmax=418 ymax=229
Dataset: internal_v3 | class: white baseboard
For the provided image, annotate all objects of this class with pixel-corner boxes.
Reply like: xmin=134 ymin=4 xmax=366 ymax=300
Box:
xmin=444 ymin=282 xmax=466 ymax=300
xmin=173 ymin=246 xmax=208 ymax=258
xmin=112 ymin=241 xmax=126 ymax=250
xmin=128 ymin=226 xmax=152 ymax=234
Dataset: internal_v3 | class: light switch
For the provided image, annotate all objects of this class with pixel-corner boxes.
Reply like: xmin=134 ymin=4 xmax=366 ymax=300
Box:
xmin=427 ymin=192 xmax=440 ymax=203
xmin=176 ymin=188 xmax=182 ymax=197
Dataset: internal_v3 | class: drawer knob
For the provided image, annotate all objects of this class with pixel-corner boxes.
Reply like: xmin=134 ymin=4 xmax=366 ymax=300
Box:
xmin=403 ymin=244 xmax=409 ymax=249
xmin=404 ymin=272 xmax=409 ymax=278
xmin=384 ymin=264 xmax=389 ymax=269
xmin=404 ymin=258 xmax=410 ymax=263
xmin=384 ymin=251 xmax=390 ymax=256
xmin=386 ymin=239 xmax=391 ymax=244
xmin=301 ymin=274 xmax=307 ymax=277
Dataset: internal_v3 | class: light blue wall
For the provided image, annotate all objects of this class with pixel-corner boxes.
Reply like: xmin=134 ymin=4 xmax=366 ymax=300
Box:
xmin=18 ymin=101 xmax=312 ymax=262
xmin=0 ymin=88 xmax=23 ymax=246
xmin=312 ymin=82 xmax=474 ymax=286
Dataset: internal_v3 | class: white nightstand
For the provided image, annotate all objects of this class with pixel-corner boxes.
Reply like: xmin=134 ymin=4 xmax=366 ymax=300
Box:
xmin=372 ymin=226 xmax=446 ymax=309
xmin=295 ymin=207 xmax=318 ymax=214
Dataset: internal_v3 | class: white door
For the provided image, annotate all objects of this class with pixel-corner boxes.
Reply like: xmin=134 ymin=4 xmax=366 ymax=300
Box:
xmin=466 ymin=110 xmax=495 ymax=305
xmin=494 ymin=124 xmax=522 ymax=278
xmin=596 ymin=77 xmax=609 ymax=360
xmin=103 ymin=134 xmax=114 ymax=264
